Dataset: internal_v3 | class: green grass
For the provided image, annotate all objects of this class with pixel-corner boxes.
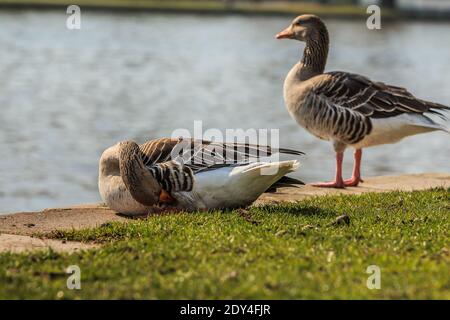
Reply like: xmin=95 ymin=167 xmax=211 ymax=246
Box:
xmin=0 ymin=189 xmax=449 ymax=299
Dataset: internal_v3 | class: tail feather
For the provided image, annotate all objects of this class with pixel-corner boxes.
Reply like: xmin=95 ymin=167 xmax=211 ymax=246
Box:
xmin=189 ymin=160 xmax=302 ymax=210
xmin=236 ymin=160 xmax=301 ymax=196
xmin=241 ymin=160 xmax=300 ymax=174
xmin=277 ymin=148 xmax=305 ymax=156
xmin=421 ymin=112 xmax=450 ymax=133
xmin=422 ymin=99 xmax=450 ymax=121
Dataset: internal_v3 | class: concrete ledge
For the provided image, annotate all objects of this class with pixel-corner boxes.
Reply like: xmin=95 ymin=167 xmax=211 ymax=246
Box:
xmin=0 ymin=234 xmax=98 ymax=253
xmin=0 ymin=204 xmax=126 ymax=236
xmin=257 ymin=172 xmax=450 ymax=204
xmin=0 ymin=173 xmax=449 ymax=239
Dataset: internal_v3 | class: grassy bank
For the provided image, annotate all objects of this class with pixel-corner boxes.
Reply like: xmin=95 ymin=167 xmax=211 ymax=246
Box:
xmin=0 ymin=0 xmax=378 ymax=18
xmin=0 ymin=188 xmax=449 ymax=299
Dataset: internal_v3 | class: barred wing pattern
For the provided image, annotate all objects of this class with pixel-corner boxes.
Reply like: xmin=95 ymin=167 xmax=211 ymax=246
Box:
xmin=146 ymin=161 xmax=195 ymax=193
xmin=316 ymin=72 xmax=450 ymax=118
xmin=139 ymin=138 xmax=180 ymax=165
xmin=138 ymin=138 xmax=304 ymax=193
xmin=306 ymin=72 xmax=450 ymax=144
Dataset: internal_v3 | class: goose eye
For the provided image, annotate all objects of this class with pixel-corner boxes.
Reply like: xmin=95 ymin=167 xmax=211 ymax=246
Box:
xmin=295 ymin=21 xmax=302 ymax=26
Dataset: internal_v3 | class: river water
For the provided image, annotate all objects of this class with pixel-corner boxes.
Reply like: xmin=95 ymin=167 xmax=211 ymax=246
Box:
xmin=0 ymin=10 xmax=449 ymax=213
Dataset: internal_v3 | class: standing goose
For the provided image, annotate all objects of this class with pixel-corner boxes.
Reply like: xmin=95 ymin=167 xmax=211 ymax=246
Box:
xmin=276 ymin=14 xmax=450 ymax=188
xmin=99 ymin=138 xmax=303 ymax=215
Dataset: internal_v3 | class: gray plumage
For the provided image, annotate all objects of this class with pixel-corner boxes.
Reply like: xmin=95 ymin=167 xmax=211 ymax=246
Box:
xmin=137 ymin=137 xmax=303 ymax=193
xmin=277 ymin=14 xmax=449 ymax=187
xmin=279 ymin=15 xmax=449 ymax=152
xmin=99 ymin=138 xmax=303 ymax=214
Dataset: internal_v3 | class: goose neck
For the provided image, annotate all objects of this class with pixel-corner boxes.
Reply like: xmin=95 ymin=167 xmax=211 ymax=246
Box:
xmin=299 ymin=31 xmax=329 ymax=80
xmin=119 ymin=141 xmax=161 ymax=206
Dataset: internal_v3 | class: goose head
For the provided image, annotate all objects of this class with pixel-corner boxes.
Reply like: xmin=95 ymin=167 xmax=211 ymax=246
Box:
xmin=275 ymin=14 xmax=327 ymax=42
xmin=99 ymin=140 xmax=161 ymax=207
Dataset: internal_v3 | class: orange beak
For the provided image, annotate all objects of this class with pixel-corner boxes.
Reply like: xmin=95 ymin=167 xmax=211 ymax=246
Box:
xmin=275 ymin=27 xmax=294 ymax=39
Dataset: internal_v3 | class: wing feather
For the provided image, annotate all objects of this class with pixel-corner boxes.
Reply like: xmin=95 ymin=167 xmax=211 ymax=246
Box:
xmin=138 ymin=138 xmax=304 ymax=192
xmin=314 ymin=72 xmax=450 ymax=119
xmin=139 ymin=138 xmax=303 ymax=172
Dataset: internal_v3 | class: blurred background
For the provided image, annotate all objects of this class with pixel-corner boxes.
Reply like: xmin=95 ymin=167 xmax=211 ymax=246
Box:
xmin=0 ymin=0 xmax=449 ymax=213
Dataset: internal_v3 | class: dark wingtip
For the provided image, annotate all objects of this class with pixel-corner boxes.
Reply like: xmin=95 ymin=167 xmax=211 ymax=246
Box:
xmin=426 ymin=102 xmax=450 ymax=121
xmin=277 ymin=176 xmax=305 ymax=185
xmin=266 ymin=176 xmax=305 ymax=193
xmin=278 ymin=148 xmax=306 ymax=156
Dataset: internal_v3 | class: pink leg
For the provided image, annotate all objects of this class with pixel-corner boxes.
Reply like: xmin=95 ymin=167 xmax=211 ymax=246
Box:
xmin=312 ymin=152 xmax=345 ymax=188
xmin=344 ymin=149 xmax=363 ymax=187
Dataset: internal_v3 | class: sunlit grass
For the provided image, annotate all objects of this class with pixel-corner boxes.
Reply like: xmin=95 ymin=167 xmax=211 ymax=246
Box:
xmin=0 ymin=189 xmax=448 ymax=299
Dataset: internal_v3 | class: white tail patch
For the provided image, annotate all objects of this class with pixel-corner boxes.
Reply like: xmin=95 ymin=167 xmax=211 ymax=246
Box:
xmin=175 ymin=160 xmax=301 ymax=210
xmin=240 ymin=160 xmax=300 ymax=174
xmin=353 ymin=113 xmax=449 ymax=149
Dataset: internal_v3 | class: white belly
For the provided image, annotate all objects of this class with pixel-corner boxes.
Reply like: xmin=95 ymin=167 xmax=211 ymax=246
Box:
xmin=352 ymin=114 xmax=442 ymax=149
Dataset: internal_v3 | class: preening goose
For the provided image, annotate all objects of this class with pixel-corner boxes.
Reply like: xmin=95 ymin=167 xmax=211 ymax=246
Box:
xmin=99 ymin=138 xmax=303 ymax=215
xmin=276 ymin=14 xmax=450 ymax=188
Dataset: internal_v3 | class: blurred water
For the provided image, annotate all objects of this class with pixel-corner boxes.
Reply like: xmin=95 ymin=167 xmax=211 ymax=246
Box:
xmin=0 ymin=10 xmax=449 ymax=213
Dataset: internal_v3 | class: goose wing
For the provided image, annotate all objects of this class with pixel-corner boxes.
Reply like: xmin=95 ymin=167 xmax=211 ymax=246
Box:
xmin=312 ymin=71 xmax=449 ymax=119
xmin=138 ymin=138 xmax=303 ymax=193
xmin=146 ymin=160 xmax=195 ymax=193
xmin=139 ymin=137 xmax=304 ymax=173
